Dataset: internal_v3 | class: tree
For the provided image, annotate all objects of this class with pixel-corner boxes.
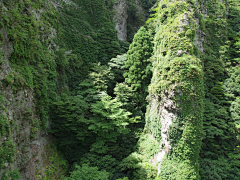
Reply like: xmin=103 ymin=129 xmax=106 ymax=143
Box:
xmin=63 ymin=164 xmax=109 ymax=180
xmin=50 ymin=63 xmax=140 ymax=164
xmin=124 ymin=26 xmax=152 ymax=110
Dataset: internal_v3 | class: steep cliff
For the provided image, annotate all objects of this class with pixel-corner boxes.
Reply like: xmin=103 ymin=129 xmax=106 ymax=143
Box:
xmin=146 ymin=0 xmax=204 ymax=178
xmin=145 ymin=0 xmax=240 ymax=179
xmin=0 ymin=0 xmax=147 ymax=179
xmin=1 ymin=0 xmax=240 ymax=179
xmin=0 ymin=0 xmax=68 ymax=179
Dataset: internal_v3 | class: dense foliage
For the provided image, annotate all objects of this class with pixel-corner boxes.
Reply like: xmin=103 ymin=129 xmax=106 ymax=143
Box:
xmin=146 ymin=0 xmax=204 ymax=178
xmin=145 ymin=0 xmax=240 ymax=179
xmin=1 ymin=0 xmax=240 ymax=179
xmin=126 ymin=0 xmax=157 ymax=42
xmin=124 ymin=26 xmax=153 ymax=112
xmin=0 ymin=0 xmax=58 ymax=178
xmin=198 ymin=0 xmax=240 ymax=179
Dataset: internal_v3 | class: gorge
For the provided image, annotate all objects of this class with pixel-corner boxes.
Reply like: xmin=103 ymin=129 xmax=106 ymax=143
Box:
xmin=0 ymin=0 xmax=240 ymax=179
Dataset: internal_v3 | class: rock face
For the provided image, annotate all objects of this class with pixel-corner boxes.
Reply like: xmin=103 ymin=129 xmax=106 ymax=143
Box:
xmin=147 ymin=92 xmax=177 ymax=170
xmin=0 ymin=2 xmax=63 ymax=179
xmin=113 ymin=0 xmax=128 ymax=41
xmin=0 ymin=26 xmax=53 ymax=180
xmin=147 ymin=89 xmax=178 ymax=172
xmin=113 ymin=0 xmax=146 ymax=42
xmin=146 ymin=0 xmax=205 ymax=178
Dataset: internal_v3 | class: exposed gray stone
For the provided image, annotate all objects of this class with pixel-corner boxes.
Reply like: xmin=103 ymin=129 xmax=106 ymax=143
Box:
xmin=113 ymin=0 xmax=128 ymax=41
xmin=65 ymin=50 xmax=72 ymax=55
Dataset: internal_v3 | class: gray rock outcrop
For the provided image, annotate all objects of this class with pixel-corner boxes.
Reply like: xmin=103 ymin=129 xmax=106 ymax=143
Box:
xmin=113 ymin=0 xmax=128 ymax=41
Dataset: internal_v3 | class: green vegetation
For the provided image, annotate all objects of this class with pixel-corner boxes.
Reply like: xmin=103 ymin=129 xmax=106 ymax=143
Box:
xmin=124 ymin=26 xmax=153 ymax=111
xmin=1 ymin=169 xmax=21 ymax=180
xmin=64 ymin=164 xmax=109 ymax=180
xmin=126 ymin=0 xmax=157 ymax=42
xmin=0 ymin=95 xmax=16 ymax=178
xmin=36 ymin=144 xmax=69 ymax=180
xmin=0 ymin=140 xmax=15 ymax=169
xmin=1 ymin=0 xmax=59 ymax=130
xmin=49 ymin=63 xmax=141 ymax=178
xmin=198 ymin=0 xmax=240 ymax=179
xmin=145 ymin=0 xmax=204 ymax=178
xmin=1 ymin=0 xmax=240 ymax=179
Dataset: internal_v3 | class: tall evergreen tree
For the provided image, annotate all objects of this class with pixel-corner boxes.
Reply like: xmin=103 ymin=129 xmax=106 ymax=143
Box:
xmin=124 ymin=26 xmax=153 ymax=110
